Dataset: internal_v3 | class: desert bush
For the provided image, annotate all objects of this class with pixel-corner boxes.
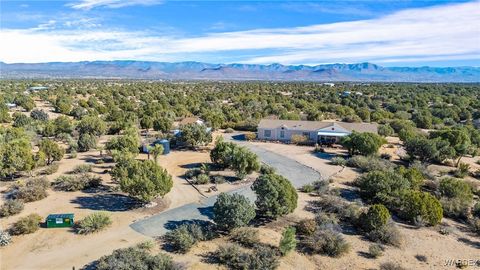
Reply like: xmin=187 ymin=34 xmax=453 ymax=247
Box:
xmin=213 ymin=244 xmax=279 ymax=270
xmin=469 ymin=218 xmax=480 ymax=235
xmin=365 ymin=222 xmax=404 ymax=247
xmin=13 ymin=178 xmax=49 ymax=202
xmin=301 ymin=227 xmax=350 ymax=257
xmin=291 ymin=134 xmax=308 ymax=145
xmin=230 ymin=227 xmax=259 ymax=248
xmin=397 ymin=191 xmax=443 ymax=226
xmin=95 ymin=245 xmax=184 ymax=270
xmin=279 ymin=227 xmax=297 ymax=256
xmin=246 ymin=245 xmax=280 ymax=270
xmin=42 ymin=163 xmax=59 ymax=175
xmin=359 ymin=204 xmax=391 ymax=232
xmin=312 ymin=195 xmax=362 ymax=223
xmin=315 ymin=211 xmax=340 ymax=228
xmin=368 ymin=244 xmax=384 ymax=258
xmin=454 ymin=163 xmax=471 ymax=178
xmin=259 ymin=164 xmax=276 ymax=175
xmin=213 ymin=244 xmax=247 ymax=269
xmin=72 ymin=164 xmax=93 ymax=174
xmin=30 ymin=109 xmax=49 ymax=121
xmin=355 ymin=170 xmax=411 ymax=205
xmin=213 ymin=175 xmax=226 ymax=184
xmin=440 ymin=198 xmax=471 ymax=219
xmin=53 ymin=174 xmax=101 ymax=191
xmin=0 ymin=199 xmax=24 ymax=217
xmin=253 ymin=173 xmax=298 ymax=219
xmin=10 ymin=213 xmax=42 ymax=235
xmin=347 ymin=156 xmax=395 ymax=172
xmin=163 ymin=223 xmax=214 ymax=253
xmin=224 ymin=128 xmax=234 ymax=133
xmin=194 ymin=173 xmax=210 ymax=185
xmin=0 ymin=230 xmax=11 ymax=246
xmin=213 ymin=193 xmax=256 ymax=231
xmin=331 ymin=157 xmax=347 ymax=166
xmin=473 ymin=202 xmax=480 ymax=218
xmin=244 ymin=132 xmax=256 ymax=141
xmin=296 ymin=218 xmax=317 ymax=236
xmin=380 ymin=262 xmax=407 ymax=270
xmin=300 ymin=183 xmax=314 ymax=193
xmin=184 ymin=168 xmax=201 ymax=179
xmin=439 ymin=177 xmax=473 ymax=202
xmin=76 ymin=212 xmax=112 ymax=234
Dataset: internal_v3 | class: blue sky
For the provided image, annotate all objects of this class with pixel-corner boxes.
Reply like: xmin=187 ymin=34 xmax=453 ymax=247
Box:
xmin=1 ymin=0 xmax=479 ymax=66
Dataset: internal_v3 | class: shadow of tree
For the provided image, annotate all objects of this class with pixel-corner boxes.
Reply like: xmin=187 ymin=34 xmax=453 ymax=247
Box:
xmin=163 ymin=219 xmax=215 ymax=231
xmin=71 ymin=193 xmax=142 ymax=211
xmin=457 ymin=237 xmax=480 ymax=249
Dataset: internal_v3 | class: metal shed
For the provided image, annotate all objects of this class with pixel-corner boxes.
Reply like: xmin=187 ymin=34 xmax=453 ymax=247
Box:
xmin=46 ymin=213 xmax=74 ymax=228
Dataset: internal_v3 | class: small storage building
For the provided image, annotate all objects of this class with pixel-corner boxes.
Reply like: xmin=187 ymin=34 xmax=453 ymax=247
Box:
xmin=142 ymin=139 xmax=170 ymax=155
xmin=46 ymin=214 xmax=74 ymax=228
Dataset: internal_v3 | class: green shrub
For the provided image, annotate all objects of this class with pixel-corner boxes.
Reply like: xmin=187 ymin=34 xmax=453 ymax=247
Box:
xmin=76 ymin=212 xmax=112 ymax=234
xmin=470 ymin=218 xmax=480 ymax=235
xmin=260 ymin=164 xmax=276 ymax=175
xmin=42 ymin=163 xmax=59 ymax=175
xmin=72 ymin=164 xmax=93 ymax=174
xmin=360 ymin=204 xmax=391 ymax=232
xmin=213 ymin=244 xmax=246 ymax=269
xmin=225 ymin=128 xmax=234 ymax=133
xmin=247 ymin=245 xmax=280 ymax=270
xmin=184 ymin=168 xmax=201 ymax=179
xmin=355 ymin=170 xmax=411 ymax=205
xmin=296 ymin=219 xmax=316 ymax=236
xmin=440 ymin=198 xmax=471 ymax=219
xmin=300 ymin=184 xmax=314 ymax=193
xmin=213 ymin=175 xmax=226 ymax=184
xmin=291 ymin=134 xmax=308 ymax=145
xmin=398 ymin=191 xmax=443 ymax=226
xmin=252 ymin=173 xmax=298 ymax=219
xmin=10 ymin=213 xmax=42 ymax=235
xmin=368 ymin=244 xmax=384 ymax=258
xmin=330 ymin=157 xmax=347 ymax=166
xmin=13 ymin=178 xmax=49 ymax=202
xmin=194 ymin=173 xmax=210 ymax=185
xmin=347 ymin=156 xmax=395 ymax=172
xmin=53 ymin=174 xmax=101 ymax=191
xmin=95 ymin=246 xmax=184 ymax=270
xmin=0 ymin=230 xmax=11 ymax=246
xmin=473 ymin=202 xmax=480 ymax=218
xmin=380 ymin=262 xmax=407 ymax=270
xmin=230 ymin=227 xmax=259 ymax=248
xmin=454 ymin=163 xmax=471 ymax=178
xmin=439 ymin=177 xmax=473 ymax=202
xmin=279 ymin=227 xmax=297 ymax=256
xmin=163 ymin=223 xmax=213 ymax=253
xmin=365 ymin=222 xmax=404 ymax=247
xmin=213 ymin=193 xmax=256 ymax=231
xmin=301 ymin=227 xmax=350 ymax=257
xmin=0 ymin=199 xmax=24 ymax=217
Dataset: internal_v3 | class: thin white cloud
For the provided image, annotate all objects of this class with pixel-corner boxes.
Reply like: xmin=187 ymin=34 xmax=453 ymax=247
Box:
xmin=1 ymin=1 xmax=479 ymax=65
xmin=70 ymin=0 xmax=163 ymax=10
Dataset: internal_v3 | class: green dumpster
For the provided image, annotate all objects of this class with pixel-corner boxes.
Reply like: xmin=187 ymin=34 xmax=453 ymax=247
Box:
xmin=46 ymin=214 xmax=74 ymax=228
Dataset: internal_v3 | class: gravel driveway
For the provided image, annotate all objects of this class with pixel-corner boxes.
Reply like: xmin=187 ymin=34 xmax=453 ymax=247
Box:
xmin=130 ymin=137 xmax=321 ymax=237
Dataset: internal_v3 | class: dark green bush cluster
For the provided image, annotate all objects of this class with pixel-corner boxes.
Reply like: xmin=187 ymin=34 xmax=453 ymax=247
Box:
xmin=438 ymin=177 xmax=473 ymax=219
xmin=252 ymin=173 xmax=298 ymax=219
xmin=210 ymin=141 xmax=260 ymax=179
xmin=230 ymin=227 xmax=259 ymax=248
xmin=213 ymin=193 xmax=256 ymax=231
xmin=72 ymin=164 xmax=93 ymax=174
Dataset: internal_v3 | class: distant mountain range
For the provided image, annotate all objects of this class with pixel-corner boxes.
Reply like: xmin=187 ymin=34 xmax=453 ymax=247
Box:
xmin=1 ymin=61 xmax=479 ymax=82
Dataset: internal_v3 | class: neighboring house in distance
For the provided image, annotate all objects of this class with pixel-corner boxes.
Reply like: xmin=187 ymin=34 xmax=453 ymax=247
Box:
xmin=28 ymin=86 xmax=48 ymax=91
xmin=257 ymin=119 xmax=378 ymax=144
xmin=5 ymin=103 xmax=17 ymax=109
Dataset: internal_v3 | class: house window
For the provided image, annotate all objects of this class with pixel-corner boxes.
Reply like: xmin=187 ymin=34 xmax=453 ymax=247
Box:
xmin=264 ymin=130 xmax=271 ymax=137
xmin=280 ymin=130 xmax=285 ymax=138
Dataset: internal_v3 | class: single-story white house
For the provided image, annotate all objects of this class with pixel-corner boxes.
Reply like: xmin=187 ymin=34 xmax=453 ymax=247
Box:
xmin=257 ymin=119 xmax=378 ymax=144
